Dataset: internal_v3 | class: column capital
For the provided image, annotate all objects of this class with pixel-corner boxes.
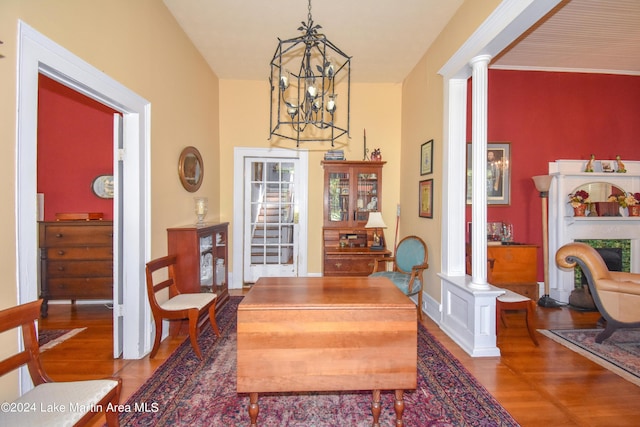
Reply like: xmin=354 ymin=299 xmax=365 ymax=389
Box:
xmin=469 ymin=54 xmax=492 ymax=67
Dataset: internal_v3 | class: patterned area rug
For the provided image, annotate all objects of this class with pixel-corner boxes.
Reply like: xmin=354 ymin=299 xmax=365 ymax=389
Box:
xmin=38 ymin=328 xmax=86 ymax=352
xmin=539 ymin=328 xmax=640 ymax=387
xmin=119 ymin=297 xmax=518 ymax=426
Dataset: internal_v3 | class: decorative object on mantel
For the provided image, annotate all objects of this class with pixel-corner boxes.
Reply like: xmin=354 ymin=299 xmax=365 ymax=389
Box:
xmin=533 ymin=175 xmax=563 ymax=308
xmin=370 ymin=148 xmax=382 ymax=161
xmin=595 ymin=201 xmax=619 ymax=217
xmin=194 ymin=197 xmax=208 ymax=225
xmin=602 ymin=161 xmax=613 ymax=172
xmin=584 ymin=154 xmax=595 ymax=172
xmin=627 ymin=192 xmax=640 ymax=216
xmin=568 ymin=189 xmax=590 ymax=217
xmin=616 ymin=155 xmax=626 ymax=173
xmin=268 ymin=0 xmax=351 ymax=147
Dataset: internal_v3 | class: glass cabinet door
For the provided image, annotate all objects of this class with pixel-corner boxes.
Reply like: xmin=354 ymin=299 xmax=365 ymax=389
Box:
xmin=355 ymin=171 xmax=379 ymax=223
xmin=199 ymin=235 xmax=214 ymax=290
xmin=328 ymin=171 xmax=350 ymax=224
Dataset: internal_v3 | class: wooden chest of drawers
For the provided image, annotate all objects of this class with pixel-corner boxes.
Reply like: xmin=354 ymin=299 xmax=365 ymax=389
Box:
xmin=487 ymin=244 xmax=539 ymax=299
xmin=39 ymin=221 xmax=113 ymax=317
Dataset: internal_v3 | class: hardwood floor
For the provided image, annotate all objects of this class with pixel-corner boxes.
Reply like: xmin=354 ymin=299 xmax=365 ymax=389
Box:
xmin=38 ymin=290 xmax=640 ymax=427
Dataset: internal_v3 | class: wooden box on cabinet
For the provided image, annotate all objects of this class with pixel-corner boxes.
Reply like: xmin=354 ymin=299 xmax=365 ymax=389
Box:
xmin=38 ymin=221 xmax=113 ymax=317
xmin=167 ymin=222 xmax=229 ymax=311
xmin=487 ymin=244 xmax=539 ymax=299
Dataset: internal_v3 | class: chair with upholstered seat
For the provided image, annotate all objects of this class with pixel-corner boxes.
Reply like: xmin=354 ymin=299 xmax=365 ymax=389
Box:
xmin=0 ymin=299 xmax=122 ymax=427
xmin=370 ymin=235 xmax=428 ymax=320
xmin=556 ymin=242 xmax=640 ymax=343
xmin=145 ymin=254 xmax=220 ymax=359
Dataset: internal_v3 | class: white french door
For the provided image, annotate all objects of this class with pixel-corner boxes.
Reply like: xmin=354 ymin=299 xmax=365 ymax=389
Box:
xmin=233 ymin=148 xmax=308 ymax=286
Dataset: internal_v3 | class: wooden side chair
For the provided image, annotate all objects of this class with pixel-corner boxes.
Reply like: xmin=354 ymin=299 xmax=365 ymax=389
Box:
xmin=145 ymin=254 xmax=220 ymax=359
xmin=0 ymin=299 xmax=122 ymax=427
xmin=370 ymin=235 xmax=428 ymax=320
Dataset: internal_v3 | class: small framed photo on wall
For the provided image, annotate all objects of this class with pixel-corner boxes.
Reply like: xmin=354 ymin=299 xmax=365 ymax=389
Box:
xmin=419 ymin=179 xmax=433 ymax=218
xmin=420 ymin=139 xmax=433 ymax=175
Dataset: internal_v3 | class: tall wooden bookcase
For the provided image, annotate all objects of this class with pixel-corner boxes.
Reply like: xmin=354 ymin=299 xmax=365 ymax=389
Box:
xmin=321 ymin=161 xmax=390 ymax=276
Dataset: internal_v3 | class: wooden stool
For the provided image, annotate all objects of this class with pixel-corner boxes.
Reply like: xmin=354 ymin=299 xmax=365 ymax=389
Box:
xmin=496 ymin=289 xmax=539 ymax=346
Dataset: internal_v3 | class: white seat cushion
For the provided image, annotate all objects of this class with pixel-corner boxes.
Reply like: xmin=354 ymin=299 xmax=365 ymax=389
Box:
xmin=160 ymin=293 xmax=217 ymax=311
xmin=0 ymin=379 xmax=119 ymax=427
xmin=497 ymin=289 xmax=531 ymax=303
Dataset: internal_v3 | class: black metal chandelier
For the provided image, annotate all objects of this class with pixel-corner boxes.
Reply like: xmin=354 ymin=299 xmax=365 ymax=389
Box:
xmin=269 ymin=0 xmax=351 ymax=147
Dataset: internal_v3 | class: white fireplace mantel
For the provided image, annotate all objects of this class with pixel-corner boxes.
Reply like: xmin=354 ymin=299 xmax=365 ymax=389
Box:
xmin=548 ymin=160 xmax=640 ymax=302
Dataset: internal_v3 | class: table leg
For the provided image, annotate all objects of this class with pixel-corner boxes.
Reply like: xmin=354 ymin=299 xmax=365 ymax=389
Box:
xmin=394 ymin=389 xmax=405 ymax=426
xmin=371 ymin=389 xmax=381 ymax=427
xmin=248 ymin=392 xmax=259 ymax=427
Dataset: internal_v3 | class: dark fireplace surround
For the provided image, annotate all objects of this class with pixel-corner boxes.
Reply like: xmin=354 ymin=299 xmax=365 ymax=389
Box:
xmin=569 ymin=239 xmax=629 ymax=310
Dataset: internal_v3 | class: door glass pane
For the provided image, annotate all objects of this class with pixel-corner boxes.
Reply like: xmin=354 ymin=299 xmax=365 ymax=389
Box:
xmin=355 ymin=172 xmax=379 ymax=222
xmin=249 ymin=161 xmax=296 ymax=265
xmin=328 ymin=171 xmax=350 ymax=222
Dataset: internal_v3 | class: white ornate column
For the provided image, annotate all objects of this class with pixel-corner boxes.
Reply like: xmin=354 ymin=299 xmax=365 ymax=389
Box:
xmin=439 ymin=54 xmax=501 ymax=358
xmin=469 ymin=54 xmax=492 ymax=289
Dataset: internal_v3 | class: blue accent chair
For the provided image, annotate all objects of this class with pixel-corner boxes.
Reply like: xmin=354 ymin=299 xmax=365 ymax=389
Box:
xmin=370 ymin=236 xmax=428 ymax=320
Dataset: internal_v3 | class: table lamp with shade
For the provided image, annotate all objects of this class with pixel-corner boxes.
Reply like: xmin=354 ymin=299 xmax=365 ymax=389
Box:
xmin=365 ymin=212 xmax=387 ymax=250
xmin=532 ymin=175 xmax=563 ymax=308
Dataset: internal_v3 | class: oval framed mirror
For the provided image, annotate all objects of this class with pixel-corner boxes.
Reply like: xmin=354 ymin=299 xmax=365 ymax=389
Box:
xmin=178 ymin=146 xmax=204 ymax=192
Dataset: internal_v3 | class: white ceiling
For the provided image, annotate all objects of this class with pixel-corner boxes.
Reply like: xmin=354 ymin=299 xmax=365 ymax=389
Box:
xmin=164 ymin=0 xmax=640 ymax=83
xmin=493 ymin=0 xmax=640 ymax=75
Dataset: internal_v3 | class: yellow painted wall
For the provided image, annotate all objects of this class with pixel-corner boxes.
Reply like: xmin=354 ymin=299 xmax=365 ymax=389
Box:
xmin=0 ymin=0 xmax=503 ymax=401
xmin=219 ymin=80 xmax=402 ymax=275
xmin=400 ymin=0 xmax=501 ymax=301
xmin=0 ymin=0 xmax=219 ymax=400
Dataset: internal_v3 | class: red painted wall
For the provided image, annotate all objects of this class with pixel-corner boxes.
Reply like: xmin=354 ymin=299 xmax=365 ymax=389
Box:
xmin=37 ymin=75 xmax=117 ymax=221
xmin=467 ymin=70 xmax=640 ymax=280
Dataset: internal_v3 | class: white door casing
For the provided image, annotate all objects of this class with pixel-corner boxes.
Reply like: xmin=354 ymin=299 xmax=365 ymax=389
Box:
xmin=233 ymin=148 xmax=308 ymax=287
xmin=16 ymin=22 xmax=151 ymax=380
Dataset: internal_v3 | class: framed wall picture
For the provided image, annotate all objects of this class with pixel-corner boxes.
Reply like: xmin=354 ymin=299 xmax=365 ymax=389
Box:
xmin=466 ymin=142 xmax=511 ymax=205
xmin=419 ymin=179 xmax=433 ymax=218
xmin=420 ymin=139 xmax=433 ymax=175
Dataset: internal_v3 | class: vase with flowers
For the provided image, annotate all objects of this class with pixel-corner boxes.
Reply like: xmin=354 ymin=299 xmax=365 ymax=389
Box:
xmin=568 ymin=190 xmax=590 ymax=216
xmin=624 ymin=192 xmax=640 ymax=217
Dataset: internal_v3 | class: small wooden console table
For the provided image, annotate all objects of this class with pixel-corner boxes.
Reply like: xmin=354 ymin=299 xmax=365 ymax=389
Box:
xmin=236 ymin=276 xmax=417 ymax=426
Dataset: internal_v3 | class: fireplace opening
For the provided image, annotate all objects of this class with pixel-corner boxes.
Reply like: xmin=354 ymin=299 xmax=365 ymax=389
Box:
xmin=579 ymin=247 xmax=622 ymax=287
xmin=570 ymin=245 xmax=624 ymax=311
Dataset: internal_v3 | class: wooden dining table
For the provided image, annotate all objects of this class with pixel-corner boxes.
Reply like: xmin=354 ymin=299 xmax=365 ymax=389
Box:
xmin=236 ymin=276 xmax=417 ymax=426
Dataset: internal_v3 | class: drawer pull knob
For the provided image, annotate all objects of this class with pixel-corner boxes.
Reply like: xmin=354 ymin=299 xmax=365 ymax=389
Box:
xmin=55 ymin=233 xmax=63 ymax=238
xmin=57 ymin=266 xmax=65 ymax=271
xmin=57 ymin=250 xmax=65 ymax=256
xmin=334 ymin=263 xmax=342 ymax=268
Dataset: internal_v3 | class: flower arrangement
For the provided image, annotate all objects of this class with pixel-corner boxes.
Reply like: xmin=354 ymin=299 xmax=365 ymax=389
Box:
xmin=568 ymin=190 xmax=590 ymax=208
xmin=626 ymin=192 xmax=640 ymax=207
xmin=607 ymin=192 xmax=640 ymax=208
